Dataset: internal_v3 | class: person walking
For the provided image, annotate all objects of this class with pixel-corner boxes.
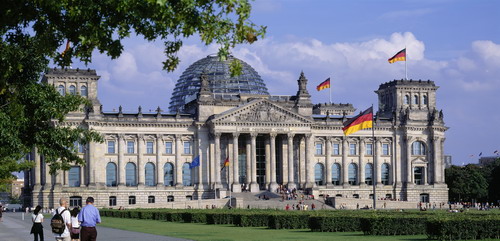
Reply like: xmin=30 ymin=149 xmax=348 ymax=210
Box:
xmin=70 ymin=207 xmax=81 ymax=241
xmin=78 ymin=197 xmax=101 ymax=241
xmin=0 ymin=205 xmax=3 ymax=222
xmin=52 ymin=198 xmax=72 ymax=241
xmin=31 ymin=205 xmax=44 ymax=241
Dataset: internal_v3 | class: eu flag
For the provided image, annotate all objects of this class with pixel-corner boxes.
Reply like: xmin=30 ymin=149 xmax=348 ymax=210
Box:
xmin=190 ymin=155 xmax=200 ymax=169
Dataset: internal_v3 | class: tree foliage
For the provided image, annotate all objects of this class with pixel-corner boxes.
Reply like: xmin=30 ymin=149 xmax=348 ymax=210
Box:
xmin=0 ymin=0 xmax=265 ymax=182
xmin=445 ymin=164 xmax=493 ymax=202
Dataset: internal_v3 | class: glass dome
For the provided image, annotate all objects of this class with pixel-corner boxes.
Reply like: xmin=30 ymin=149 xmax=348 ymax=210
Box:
xmin=168 ymin=55 xmax=269 ymax=112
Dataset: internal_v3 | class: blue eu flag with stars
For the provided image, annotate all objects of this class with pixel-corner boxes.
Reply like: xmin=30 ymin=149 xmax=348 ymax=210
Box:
xmin=190 ymin=155 xmax=200 ymax=169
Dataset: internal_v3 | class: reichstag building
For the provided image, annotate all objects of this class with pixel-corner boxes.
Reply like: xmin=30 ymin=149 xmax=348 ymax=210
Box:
xmin=24 ymin=55 xmax=448 ymax=208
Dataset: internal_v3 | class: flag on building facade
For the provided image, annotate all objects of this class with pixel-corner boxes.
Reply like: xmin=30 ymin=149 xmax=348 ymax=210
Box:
xmin=220 ymin=157 xmax=229 ymax=171
xmin=342 ymin=107 xmax=373 ymax=136
xmin=316 ymin=78 xmax=331 ymax=91
xmin=388 ymin=48 xmax=406 ymax=63
xmin=190 ymin=155 xmax=200 ymax=169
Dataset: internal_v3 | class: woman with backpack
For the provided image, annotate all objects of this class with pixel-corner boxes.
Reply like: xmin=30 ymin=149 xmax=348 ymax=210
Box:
xmin=31 ymin=205 xmax=44 ymax=241
xmin=70 ymin=207 xmax=81 ymax=241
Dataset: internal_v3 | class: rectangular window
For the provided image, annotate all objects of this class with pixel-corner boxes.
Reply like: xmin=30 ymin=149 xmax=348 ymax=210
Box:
xmin=366 ymin=144 xmax=373 ymax=155
xmin=414 ymin=167 xmax=424 ymax=185
xmin=165 ymin=142 xmax=173 ymax=154
xmin=333 ymin=143 xmax=340 ymax=155
xmin=69 ymin=197 xmax=82 ymax=207
xmin=74 ymin=141 xmax=84 ymax=153
xmin=315 ymin=143 xmax=323 ymax=155
xmin=107 ymin=141 xmax=115 ymax=154
xmin=148 ymin=196 xmax=155 ymax=204
xmin=127 ymin=141 xmax=135 ymax=154
xmin=184 ymin=142 xmax=191 ymax=154
xmin=146 ymin=141 xmax=154 ymax=154
xmin=128 ymin=196 xmax=136 ymax=205
xmin=382 ymin=143 xmax=390 ymax=155
xmin=349 ymin=144 xmax=357 ymax=155
xmin=68 ymin=166 xmax=81 ymax=187
xmin=167 ymin=196 xmax=174 ymax=202
xmin=109 ymin=196 xmax=117 ymax=206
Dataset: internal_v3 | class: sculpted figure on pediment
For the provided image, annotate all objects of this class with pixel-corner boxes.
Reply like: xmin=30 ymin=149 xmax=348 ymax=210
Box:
xmin=236 ymin=103 xmax=288 ymax=122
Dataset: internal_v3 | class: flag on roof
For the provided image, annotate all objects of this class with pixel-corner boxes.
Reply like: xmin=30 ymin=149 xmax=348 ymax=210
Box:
xmin=316 ymin=78 xmax=331 ymax=91
xmin=388 ymin=48 xmax=406 ymax=63
xmin=190 ymin=155 xmax=200 ymax=169
xmin=342 ymin=107 xmax=373 ymax=136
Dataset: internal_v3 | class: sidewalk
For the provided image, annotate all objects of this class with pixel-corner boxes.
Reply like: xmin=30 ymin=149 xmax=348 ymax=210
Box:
xmin=0 ymin=212 xmax=190 ymax=241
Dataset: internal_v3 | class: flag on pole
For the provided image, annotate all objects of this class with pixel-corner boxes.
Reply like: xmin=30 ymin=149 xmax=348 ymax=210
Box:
xmin=220 ymin=157 xmax=229 ymax=171
xmin=316 ymin=78 xmax=331 ymax=91
xmin=61 ymin=40 xmax=71 ymax=57
xmin=342 ymin=107 xmax=373 ymax=136
xmin=190 ymin=155 xmax=200 ymax=169
xmin=388 ymin=48 xmax=406 ymax=63
xmin=494 ymin=150 xmax=499 ymax=155
xmin=479 ymin=152 xmax=482 ymax=157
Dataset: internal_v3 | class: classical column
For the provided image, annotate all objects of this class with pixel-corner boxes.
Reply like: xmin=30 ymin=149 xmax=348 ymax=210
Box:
xmin=281 ymin=135 xmax=289 ymax=186
xmin=325 ymin=137 xmax=333 ymax=187
xmin=269 ymin=133 xmax=279 ymax=191
xmin=175 ymin=134 xmax=183 ymax=187
xmin=88 ymin=141 xmax=97 ymax=188
xmin=44 ymin=160 xmax=53 ymax=190
xmin=137 ymin=135 xmax=145 ymax=186
xmin=246 ymin=136 xmax=251 ymax=186
xmin=118 ymin=135 xmax=125 ymax=187
xmin=214 ymin=133 xmax=222 ymax=188
xmin=305 ymin=134 xmax=315 ymax=188
xmin=440 ymin=138 xmax=446 ymax=183
xmin=265 ymin=136 xmax=271 ymax=188
xmin=359 ymin=138 xmax=366 ymax=186
xmin=342 ymin=137 xmax=349 ymax=186
xmin=287 ymin=134 xmax=296 ymax=189
xmin=156 ymin=134 xmax=163 ymax=187
xmin=375 ymin=138 xmax=382 ymax=185
xmin=405 ymin=136 xmax=413 ymax=185
xmin=249 ymin=133 xmax=259 ymax=192
xmin=394 ymin=135 xmax=402 ymax=186
xmin=232 ymin=133 xmax=241 ymax=192
xmin=432 ymin=136 xmax=440 ymax=185
xmin=33 ymin=147 xmax=42 ymax=189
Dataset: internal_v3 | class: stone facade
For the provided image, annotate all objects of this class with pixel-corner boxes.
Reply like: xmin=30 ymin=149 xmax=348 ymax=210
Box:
xmin=24 ymin=59 xmax=448 ymax=209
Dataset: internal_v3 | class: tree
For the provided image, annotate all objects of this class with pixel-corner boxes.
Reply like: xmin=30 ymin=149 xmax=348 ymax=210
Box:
xmin=445 ymin=164 xmax=488 ymax=202
xmin=0 ymin=0 xmax=265 ymax=182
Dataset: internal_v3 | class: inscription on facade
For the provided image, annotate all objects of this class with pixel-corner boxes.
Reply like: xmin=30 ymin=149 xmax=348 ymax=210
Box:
xmin=237 ymin=127 xmax=290 ymax=133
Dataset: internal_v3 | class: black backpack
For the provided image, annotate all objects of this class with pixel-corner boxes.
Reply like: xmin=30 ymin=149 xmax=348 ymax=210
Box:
xmin=51 ymin=209 xmax=67 ymax=234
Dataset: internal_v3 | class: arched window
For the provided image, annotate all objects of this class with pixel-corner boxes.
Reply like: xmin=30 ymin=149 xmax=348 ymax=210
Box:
xmin=413 ymin=95 xmax=419 ymax=105
xmin=331 ymin=163 xmax=341 ymax=185
xmin=68 ymin=166 xmax=80 ymax=187
xmin=164 ymin=163 xmax=174 ymax=186
xmin=364 ymin=163 xmax=373 ymax=185
xmin=404 ymin=95 xmax=409 ymax=104
xmin=80 ymin=85 xmax=88 ymax=97
xmin=182 ymin=163 xmax=192 ymax=186
xmin=381 ymin=163 xmax=390 ymax=185
xmin=348 ymin=163 xmax=357 ymax=185
xmin=106 ymin=162 xmax=117 ymax=187
xmin=69 ymin=85 xmax=76 ymax=95
xmin=314 ymin=163 xmax=325 ymax=186
xmin=125 ymin=162 xmax=137 ymax=186
xmin=145 ymin=162 xmax=155 ymax=186
xmin=412 ymin=141 xmax=426 ymax=155
xmin=422 ymin=95 xmax=428 ymax=105
xmin=58 ymin=85 xmax=65 ymax=95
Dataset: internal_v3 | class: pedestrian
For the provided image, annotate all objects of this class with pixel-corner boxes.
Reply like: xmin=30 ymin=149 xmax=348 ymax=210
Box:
xmin=79 ymin=197 xmax=101 ymax=241
xmin=52 ymin=198 xmax=72 ymax=241
xmin=70 ymin=207 xmax=81 ymax=241
xmin=31 ymin=205 xmax=44 ymax=241
xmin=0 ymin=205 xmax=3 ymax=222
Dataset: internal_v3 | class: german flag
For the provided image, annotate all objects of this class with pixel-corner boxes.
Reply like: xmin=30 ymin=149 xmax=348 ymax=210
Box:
xmin=342 ymin=107 xmax=373 ymax=136
xmin=316 ymin=78 xmax=331 ymax=91
xmin=388 ymin=48 xmax=406 ymax=63
xmin=220 ymin=157 xmax=229 ymax=171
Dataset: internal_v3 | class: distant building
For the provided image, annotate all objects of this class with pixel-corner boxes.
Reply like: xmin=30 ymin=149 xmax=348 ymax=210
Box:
xmin=24 ymin=55 xmax=449 ymax=208
xmin=479 ymin=156 xmax=500 ymax=166
xmin=10 ymin=179 xmax=24 ymax=198
xmin=444 ymin=155 xmax=452 ymax=168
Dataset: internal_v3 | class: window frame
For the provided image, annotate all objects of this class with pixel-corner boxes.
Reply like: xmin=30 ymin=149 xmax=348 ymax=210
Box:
xmin=333 ymin=143 xmax=340 ymax=155
xmin=146 ymin=141 xmax=154 ymax=154
xmin=107 ymin=140 xmax=116 ymax=154
xmin=109 ymin=196 xmax=117 ymax=206
xmin=315 ymin=143 xmax=323 ymax=155
xmin=365 ymin=143 xmax=373 ymax=155
xmin=183 ymin=141 xmax=191 ymax=154
xmin=127 ymin=141 xmax=135 ymax=154
xmin=128 ymin=196 xmax=136 ymax=205
xmin=165 ymin=141 xmax=173 ymax=154
xmin=349 ymin=143 xmax=357 ymax=155
xmin=382 ymin=143 xmax=390 ymax=155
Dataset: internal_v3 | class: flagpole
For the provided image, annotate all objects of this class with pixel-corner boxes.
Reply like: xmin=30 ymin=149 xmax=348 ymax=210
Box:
xmin=329 ymin=77 xmax=332 ymax=104
xmin=405 ymin=46 xmax=408 ymax=80
xmin=228 ymin=158 xmax=232 ymax=208
xmin=371 ymin=104 xmax=377 ymax=210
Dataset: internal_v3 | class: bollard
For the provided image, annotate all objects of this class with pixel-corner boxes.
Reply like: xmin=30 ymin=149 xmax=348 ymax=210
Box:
xmin=22 ymin=212 xmax=24 ymax=220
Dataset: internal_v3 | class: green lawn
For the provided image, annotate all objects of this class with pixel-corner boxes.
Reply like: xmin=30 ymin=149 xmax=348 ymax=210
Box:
xmin=99 ymin=216 xmax=428 ymax=241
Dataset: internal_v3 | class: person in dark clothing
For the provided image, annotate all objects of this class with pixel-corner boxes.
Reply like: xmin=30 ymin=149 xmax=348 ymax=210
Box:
xmin=31 ymin=205 xmax=44 ymax=241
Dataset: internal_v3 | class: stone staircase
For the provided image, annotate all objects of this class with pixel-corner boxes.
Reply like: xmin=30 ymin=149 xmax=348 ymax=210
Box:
xmin=225 ymin=190 xmax=335 ymax=210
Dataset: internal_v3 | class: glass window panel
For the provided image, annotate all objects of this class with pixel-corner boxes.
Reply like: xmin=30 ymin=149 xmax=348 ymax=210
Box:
xmin=68 ymin=166 xmax=80 ymax=187
xmin=184 ymin=142 xmax=191 ymax=154
xmin=348 ymin=163 xmax=357 ymax=185
xmin=108 ymin=141 xmax=115 ymax=154
xmin=80 ymin=86 xmax=88 ymax=97
xmin=127 ymin=141 xmax=135 ymax=154
xmin=349 ymin=144 xmax=357 ymax=155
xmin=165 ymin=142 xmax=173 ymax=154
xmin=333 ymin=143 xmax=340 ymax=155
xmin=164 ymin=163 xmax=174 ymax=186
xmin=106 ymin=162 xmax=117 ymax=187
xmin=145 ymin=163 xmax=155 ymax=186
xmin=126 ymin=163 xmax=137 ymax=186
xmin=316 ymin=143 xmax=323 ymax=155
xmin=382 ymin=144 xmax=389 ymax=155
xmin=314 ymin=163 xmax=324 ymax=185
xmin=182 ymin=163 xmax=191 ymax=186
xmin=365 ymin=163 xmax=373 ymax=185
xmin=146 ymin=141 xmax=154 ymax=154
xmin=332 ymin=163 xmax=341 ymax=185
xmin=366 ymin=144 xmax=373 ymax=155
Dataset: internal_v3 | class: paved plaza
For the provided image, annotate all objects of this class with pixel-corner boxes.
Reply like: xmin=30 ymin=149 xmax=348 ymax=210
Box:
xmin=0 ymin=212 xmax=189 ymax=241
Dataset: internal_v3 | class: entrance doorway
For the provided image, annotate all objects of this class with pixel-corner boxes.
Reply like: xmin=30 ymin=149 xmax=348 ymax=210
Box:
xmin=256 ymin=135 xmax=266 ymax=190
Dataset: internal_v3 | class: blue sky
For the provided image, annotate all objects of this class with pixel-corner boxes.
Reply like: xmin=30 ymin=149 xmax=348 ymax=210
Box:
xmin=67 ymin=0 xmax=500 ymax=166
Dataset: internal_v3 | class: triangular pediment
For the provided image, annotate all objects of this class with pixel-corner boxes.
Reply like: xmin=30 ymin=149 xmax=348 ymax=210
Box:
xmin=211 ymin=99 xmax=312 ymax=124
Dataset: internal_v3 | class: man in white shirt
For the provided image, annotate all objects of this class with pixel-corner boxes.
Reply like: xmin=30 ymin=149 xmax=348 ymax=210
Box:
xmin=53 ymin=197 xmax=72 ymax=241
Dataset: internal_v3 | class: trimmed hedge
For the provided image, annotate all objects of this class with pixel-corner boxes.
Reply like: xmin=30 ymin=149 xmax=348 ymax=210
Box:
xmin=360 ymin=216 xmax=426 ymax=235
xmin=234 ymin=213 xmax=270 ymax=227
xmin=309 ymin=215 xmax=362 ymax=232
xmin=268 ymin=213 xmax=310 ymax=229
xmin=427 ymin=216 xmax=500 ymax=240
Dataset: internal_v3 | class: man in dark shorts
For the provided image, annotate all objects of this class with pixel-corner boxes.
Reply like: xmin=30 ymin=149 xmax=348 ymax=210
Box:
xmin=78 ymin=197 xmax=101 ymax=241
